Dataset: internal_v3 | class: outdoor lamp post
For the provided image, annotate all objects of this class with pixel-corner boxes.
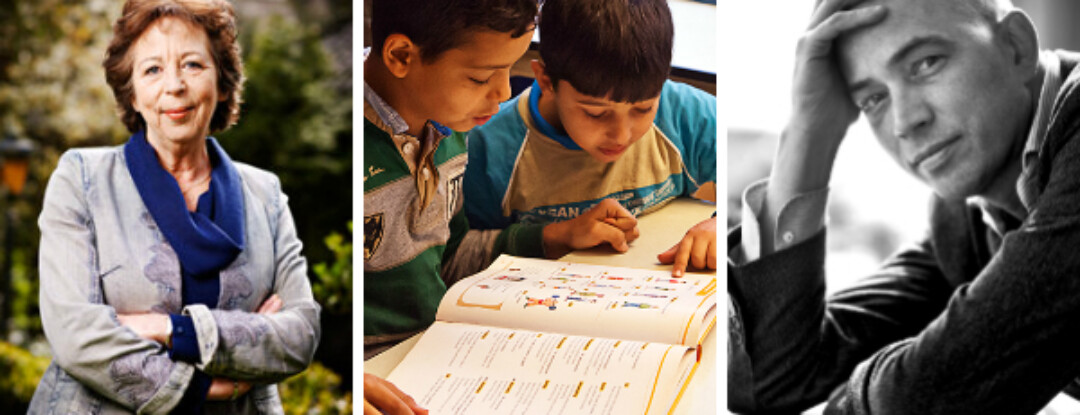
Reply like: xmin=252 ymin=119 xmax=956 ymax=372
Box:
xmin=0 ymin=132 xmax=35 ymax=337
xmin=0 ymin=134 xmax=33 ymax=196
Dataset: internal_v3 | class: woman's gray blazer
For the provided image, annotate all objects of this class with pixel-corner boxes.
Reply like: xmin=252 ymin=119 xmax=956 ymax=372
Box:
xmin=28 ymin=146 xmax=321 ymax=414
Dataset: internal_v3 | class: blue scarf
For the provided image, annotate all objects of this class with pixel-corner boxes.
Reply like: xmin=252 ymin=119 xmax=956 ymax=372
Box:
xmin=124 ymin=131 xmax=245 ymax=289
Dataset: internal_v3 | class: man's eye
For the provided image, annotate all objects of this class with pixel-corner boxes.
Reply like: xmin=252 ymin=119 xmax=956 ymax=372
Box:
xmin=469 ymin=77 xmax=489 ymax=85
xmin=859 ymin=92 xmax=887 ymax=113
xmin=584 ymin=110 xmax=606 ymax=119
xmin=912 ymin=55 xmax=945 ymax=77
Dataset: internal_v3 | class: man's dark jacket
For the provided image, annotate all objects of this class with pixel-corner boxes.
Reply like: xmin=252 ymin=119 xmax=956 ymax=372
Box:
xmin=729 ymin=50 xmax=1080 ymax=415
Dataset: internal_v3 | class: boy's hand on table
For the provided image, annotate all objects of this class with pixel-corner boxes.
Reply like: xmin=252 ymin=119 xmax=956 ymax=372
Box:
xmin=364 ymin=373 xmax=428 ymax=415
xmin=657 ymin=216 xmax=716 ymax=277
xmin=542 ymin=198 xmax=640 ymax=259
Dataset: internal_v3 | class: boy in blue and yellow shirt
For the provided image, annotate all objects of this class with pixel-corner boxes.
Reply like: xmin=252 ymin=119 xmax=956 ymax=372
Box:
xmin=464 ymin=0 xmax=718 ymax=276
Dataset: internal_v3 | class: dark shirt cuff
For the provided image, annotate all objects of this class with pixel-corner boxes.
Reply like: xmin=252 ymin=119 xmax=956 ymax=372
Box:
xmin=167 ymin=314 xmax=201 ymax=363
xmin=173 ymin=369 xmax=211 ymax=414
xmin=494 ymin=223 xmax=547 ymax=259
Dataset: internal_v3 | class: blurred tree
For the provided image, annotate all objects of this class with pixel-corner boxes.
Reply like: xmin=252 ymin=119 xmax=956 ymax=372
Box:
xmin=0 ymin=0 xmax=124 ymax=344
xmin=279 ymin=361 xmax=353 ymax=415
xmin=285 ymin=0 xmax=351 ymax=38
xmin=311 ymin=221 xmax=352 ymax=389
xmin=219 ymin=2 xmax=354 ymax=391
xmin=219 ymin=13 xmax=352 ymax=268
xmin=9 ymin=248 xmax=39 ymax=337
xmin=312 ymin=222 xmax=352 ymax=315
xmin=0 ymin=340 xmax=49 ymax=412
xmin=0 ymin=0 xmax=125 ymax=148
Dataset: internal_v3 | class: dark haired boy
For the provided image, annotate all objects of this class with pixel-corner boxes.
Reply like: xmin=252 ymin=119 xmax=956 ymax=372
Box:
xmin=363 ymin=1 xmax=640 ymax=412
xmin=464 ymin=0 xmax=718 ymax=276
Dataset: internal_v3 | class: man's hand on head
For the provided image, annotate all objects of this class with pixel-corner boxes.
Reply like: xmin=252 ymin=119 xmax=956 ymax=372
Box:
xmin=542 ymin=198 xmax=640 ymax=259
xmin=789 ymin=0 xmax=888 ymax=152
xmin=762 ymin=0 xmax=887 ymax=254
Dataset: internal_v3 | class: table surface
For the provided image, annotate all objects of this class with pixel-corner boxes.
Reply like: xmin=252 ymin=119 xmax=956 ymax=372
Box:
xmin=365 ymin=197 xmax=718 ymax=414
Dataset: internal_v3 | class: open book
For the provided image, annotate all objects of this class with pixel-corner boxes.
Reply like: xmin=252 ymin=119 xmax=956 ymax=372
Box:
xmin=386 ymin=254 xmax=718 ymax=415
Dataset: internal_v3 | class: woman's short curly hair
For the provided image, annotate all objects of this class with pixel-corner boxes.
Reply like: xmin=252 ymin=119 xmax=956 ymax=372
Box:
xmin=104 ymin=0 xmax=244 ymax=134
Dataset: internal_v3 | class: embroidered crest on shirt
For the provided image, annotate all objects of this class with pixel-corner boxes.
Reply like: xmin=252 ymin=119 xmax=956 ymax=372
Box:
xmin=364 ymin=213 xmax=384 ymax=260
xmin=364 ymin=165 xmax=385 ymax=182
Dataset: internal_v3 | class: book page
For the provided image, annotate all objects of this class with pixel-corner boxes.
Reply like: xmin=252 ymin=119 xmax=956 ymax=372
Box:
xmin=437 ymin=255 xmax=717 ymax=346
xmin=387 ymin=321 xmax=696 ymax=415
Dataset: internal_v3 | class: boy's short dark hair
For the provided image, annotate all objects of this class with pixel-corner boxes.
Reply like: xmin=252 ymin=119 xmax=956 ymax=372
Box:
xmin=539 ymin=0 xmax=673 ymax=103
xmin=371 ymin=0 xmax=537 ymax=62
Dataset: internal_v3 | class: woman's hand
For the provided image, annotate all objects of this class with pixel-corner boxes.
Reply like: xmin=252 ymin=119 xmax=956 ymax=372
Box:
xmin=116 ymin=313 xmax=255 ymax=401
xmin=657 ymin=216 xmax=717 ymax=277
xmin=117 ymin=295 xmax=283 ymax=346
xmin=257 ymin=294 xmax=283 ymax=314
xmin=117 ymin=313 xmax=171 ymax=345
xmin=118 ymin=295 xmax=282 ymax=400
xmin=206 ymin=377 xmax=253 ymax=401
xmin=364 ymin=373 xmax=428 ymax=415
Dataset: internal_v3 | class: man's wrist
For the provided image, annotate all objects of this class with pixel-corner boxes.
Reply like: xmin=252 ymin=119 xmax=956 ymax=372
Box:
xmin=782 ymin=115 xmax=847 ymax=149
xmin=771 ymin=127 xmax=840 ymax=196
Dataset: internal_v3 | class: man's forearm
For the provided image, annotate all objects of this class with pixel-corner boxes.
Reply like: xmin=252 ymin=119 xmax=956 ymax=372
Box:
xmin=761 ymin=126 xmax=841 ymax=255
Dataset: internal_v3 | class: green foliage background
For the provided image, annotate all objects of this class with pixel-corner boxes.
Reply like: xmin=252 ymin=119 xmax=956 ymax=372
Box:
xmin=0 ymin=0 xmax=354 ymax=409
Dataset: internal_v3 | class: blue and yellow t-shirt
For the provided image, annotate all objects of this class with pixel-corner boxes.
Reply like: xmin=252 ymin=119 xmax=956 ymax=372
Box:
xmin=464 ymin=80 xmax=717 ymax=234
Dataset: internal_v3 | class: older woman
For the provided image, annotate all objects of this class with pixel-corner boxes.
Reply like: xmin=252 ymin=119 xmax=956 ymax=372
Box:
xmin=28 ymin=0 xmax=320 ymax=413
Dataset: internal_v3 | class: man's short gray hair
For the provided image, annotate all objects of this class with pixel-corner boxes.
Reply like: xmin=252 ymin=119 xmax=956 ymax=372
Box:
xmin=964 ymin=0 xmax=1014 ymax=23
xmin=824 ymin=0 xmax=1016 ymax=24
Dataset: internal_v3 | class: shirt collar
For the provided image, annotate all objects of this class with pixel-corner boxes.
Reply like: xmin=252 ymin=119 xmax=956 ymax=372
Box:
xmin=363 ymin=81 xmax=411 ymax=136
xmin=527 ymin=80 xmax=583 ymax=150
xmin=976 ymin=50 xmax=1061 ymax=236
xmin=1021 ymin=51 xmax=1062 ymax=177
xmin=362 ymin=47 xmax=428 ymax=137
